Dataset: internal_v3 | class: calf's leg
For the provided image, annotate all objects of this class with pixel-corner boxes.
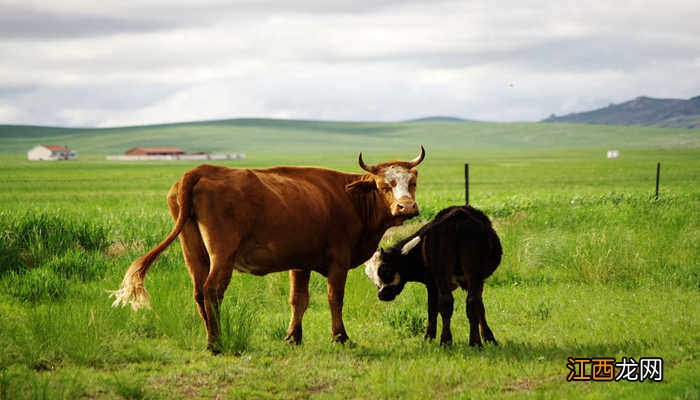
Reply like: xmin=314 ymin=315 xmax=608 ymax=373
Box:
xmin=466 ymin=283 xmax=482 ymax=347
xmin=424 ymin=283 xmax=438 ymax=340
xmin=476 ymin=284 xmax=497 ymax=345
xmin=438 ymin=290 xmax=454 ymax=345
xmin=285 ymin=269 xmax=311 ymax=344
xmin=467 ymin=281 xmax=497 ymax=347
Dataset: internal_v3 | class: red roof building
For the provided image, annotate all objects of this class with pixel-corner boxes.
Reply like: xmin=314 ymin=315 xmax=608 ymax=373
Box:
xmin=125 ymin=147 xmax=185 ymax=156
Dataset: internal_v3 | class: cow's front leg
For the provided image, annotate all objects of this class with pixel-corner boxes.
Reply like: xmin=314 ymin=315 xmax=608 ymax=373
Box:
xmin=424 ymin=283 xmax=438 ymax=340
xmin=326 ymin=267 xmax=349 ymax=343
xmin=285 ymin=269 xmax=311 ymax=345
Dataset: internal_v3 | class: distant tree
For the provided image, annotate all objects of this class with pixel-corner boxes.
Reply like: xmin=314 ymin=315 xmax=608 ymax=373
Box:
xmin=549 ymin=113 xmax=556 ymax=119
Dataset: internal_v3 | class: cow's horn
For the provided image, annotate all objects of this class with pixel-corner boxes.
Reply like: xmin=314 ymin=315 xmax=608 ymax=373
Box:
xmin=407 ymin=145 xmax=426 ymax=168
xmin=358 ymin=152 xmax=376 ymax=174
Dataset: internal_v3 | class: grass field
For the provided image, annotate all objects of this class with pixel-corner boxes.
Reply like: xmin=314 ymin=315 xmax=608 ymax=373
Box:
xmin=0 ymin=121 xmax=698 ymax=399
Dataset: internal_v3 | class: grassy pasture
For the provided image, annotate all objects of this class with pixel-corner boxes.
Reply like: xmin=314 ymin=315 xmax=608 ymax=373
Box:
xmin=0 ymin=121 xmax=698 ymax=399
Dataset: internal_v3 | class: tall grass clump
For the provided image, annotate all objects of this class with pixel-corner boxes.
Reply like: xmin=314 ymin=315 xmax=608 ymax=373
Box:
xmin=384 ymin=306 xmax=426 ymax=338
xmin=492 ymin=192 xmax=699 ymax=288
xmin=0 ymin=212 xmax=110 ymax=274
xmin=218 ymin=296 xmax=259 ymax=355
xmin=0 ymin=212 xmax=112 ymax=304
xmin=4 ymin=269 xmax=70 ymax=303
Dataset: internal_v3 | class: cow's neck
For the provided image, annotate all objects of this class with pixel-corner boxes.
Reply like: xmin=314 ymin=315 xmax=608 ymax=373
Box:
xmin=347 ymin=175 xmax=395 ymax=233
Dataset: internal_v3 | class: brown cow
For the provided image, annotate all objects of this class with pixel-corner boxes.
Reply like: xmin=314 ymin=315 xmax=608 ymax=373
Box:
xmin=111 ymin=147 xmax=425 ymax=353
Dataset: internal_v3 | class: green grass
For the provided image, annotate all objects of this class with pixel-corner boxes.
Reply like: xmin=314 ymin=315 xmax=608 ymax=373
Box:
xmin=0 ymin=121 xmax=698 ymax=398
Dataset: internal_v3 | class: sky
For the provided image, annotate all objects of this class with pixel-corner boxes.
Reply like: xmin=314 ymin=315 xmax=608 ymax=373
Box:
xmin=1 ymin=0 xmax=699 ymax=127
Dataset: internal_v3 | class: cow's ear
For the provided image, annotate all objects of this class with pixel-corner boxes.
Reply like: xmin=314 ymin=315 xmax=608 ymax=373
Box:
xmin=345 ymin=177 xmax=376 ymax=193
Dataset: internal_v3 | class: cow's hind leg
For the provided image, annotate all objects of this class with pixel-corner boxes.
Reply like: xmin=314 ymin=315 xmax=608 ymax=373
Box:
xmin=169 ymin=190 xmax=211 ymax=329
xmin=202 ymin=254 xmax=236 ymax=354
xmin=285 ymin=269 xmax=311 ymax=344
xmin=180 ymin=222 xmax=211 ymax=327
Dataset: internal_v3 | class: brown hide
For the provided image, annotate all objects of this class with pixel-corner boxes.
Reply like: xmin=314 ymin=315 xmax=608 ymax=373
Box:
xmin=180 ymin=165 xmax=396 ymax=276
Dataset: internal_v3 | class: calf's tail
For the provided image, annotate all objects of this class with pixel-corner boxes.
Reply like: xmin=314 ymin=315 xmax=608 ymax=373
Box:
xmin=109 ymin=171 xmax=200 ymax=310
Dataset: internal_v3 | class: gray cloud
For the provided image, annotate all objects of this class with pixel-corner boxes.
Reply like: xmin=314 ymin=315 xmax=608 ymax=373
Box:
xmin=0 ymin=6 xmax=177 ymax=39
xmin=313 ymin=34 xmax=699 ymax=72
xmin=0 ymin=0 xmax=699 ymax=126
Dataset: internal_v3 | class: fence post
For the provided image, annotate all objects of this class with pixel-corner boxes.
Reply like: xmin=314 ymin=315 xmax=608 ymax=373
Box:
xmin=655 ymin=162 xmax=661 ymax=200
xmin=464 ymin=163 xmax=469 ymax=205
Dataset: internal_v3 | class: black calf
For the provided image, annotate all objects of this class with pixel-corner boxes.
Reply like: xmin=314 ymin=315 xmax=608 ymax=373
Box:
xmin=365 ymin=205 xmax=502 ymax=346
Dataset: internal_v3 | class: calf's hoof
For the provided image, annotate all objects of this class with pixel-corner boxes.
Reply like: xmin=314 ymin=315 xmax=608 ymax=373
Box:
xmin=484 ymin=336 xmax=498 ymax=346
xmin=439 ymin=333 xmax=453 ymax=346
xmin=423 ymin=327 xmax=436 ymax=340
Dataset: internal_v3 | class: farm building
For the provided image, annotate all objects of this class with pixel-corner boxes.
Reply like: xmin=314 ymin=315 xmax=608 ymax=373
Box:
xmin=107 ymin=146 xmax=245 ymax=161
xmin=27 ymin=144 xmax=77 ymax=161
xmin=125 ymin=147 xmax=185 ymax=156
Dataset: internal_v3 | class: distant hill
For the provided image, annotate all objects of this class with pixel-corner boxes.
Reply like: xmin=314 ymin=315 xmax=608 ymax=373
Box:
xmin=543 ymin=95 xmax=700 ymax=128
xmin=1 ymin=118 xmax=699 ymax=156
xmin=405 ymin=116 xmax=472 ymax=123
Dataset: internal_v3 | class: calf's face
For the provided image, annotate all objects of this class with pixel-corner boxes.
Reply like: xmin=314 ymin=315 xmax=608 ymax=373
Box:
xmin=364 ymin=236 xmax=421 ymax=301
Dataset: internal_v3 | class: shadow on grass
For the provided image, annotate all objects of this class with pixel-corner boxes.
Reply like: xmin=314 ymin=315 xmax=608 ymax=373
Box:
xmin=339 ymin=338 xmax=651 ymax=363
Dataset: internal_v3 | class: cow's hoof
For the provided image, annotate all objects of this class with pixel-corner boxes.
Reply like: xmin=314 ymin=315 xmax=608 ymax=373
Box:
xmin=207 ymin=342 xmax=223 ymax=355
xmin=331 ymin=332 xmax=349 ymax=344
xmin=284 ymin=328 xmax=303 ymax=345
xmin=284 ymin=333 xmax=303 ymax=345
xmin=469 ymin=340 xmax=484 ymax=348
xmin=423 ymin=329 xmax=436 ymax=340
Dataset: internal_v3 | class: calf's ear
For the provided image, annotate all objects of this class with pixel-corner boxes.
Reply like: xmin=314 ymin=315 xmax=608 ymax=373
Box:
xmin=345 ymin=177 xmax=376 ymax=193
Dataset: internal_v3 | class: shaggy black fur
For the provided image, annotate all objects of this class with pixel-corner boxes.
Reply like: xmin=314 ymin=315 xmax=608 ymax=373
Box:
xmin=372 ymin=205 xmax=502 ymax=346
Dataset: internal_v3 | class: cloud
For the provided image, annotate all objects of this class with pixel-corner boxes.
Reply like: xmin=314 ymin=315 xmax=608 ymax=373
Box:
xmin=0 ymin=6 xmax=175 ymax=39
xmin=0 ymin=0 xmax=699 ymax=126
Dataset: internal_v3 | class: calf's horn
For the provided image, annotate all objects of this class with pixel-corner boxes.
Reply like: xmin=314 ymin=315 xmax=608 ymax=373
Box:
xmin=407 ymin=145 xmax=426 ymax=168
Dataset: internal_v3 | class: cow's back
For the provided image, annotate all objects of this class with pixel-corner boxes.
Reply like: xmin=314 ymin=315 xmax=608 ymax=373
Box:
xmin=172 ymin=164 xmax=368 ymax=273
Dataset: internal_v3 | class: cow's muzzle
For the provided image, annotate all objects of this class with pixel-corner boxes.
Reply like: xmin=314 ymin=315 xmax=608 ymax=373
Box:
xmin=391 ymin=199 xmax=419 ymax=217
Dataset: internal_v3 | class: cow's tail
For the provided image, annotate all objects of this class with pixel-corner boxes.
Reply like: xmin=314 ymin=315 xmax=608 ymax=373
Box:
xmin=109 ymin=170 xmax=201 ymax=310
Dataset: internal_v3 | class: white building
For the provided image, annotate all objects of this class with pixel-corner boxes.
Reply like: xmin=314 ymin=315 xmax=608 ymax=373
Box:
xmin=27 ymin=145 xmax=77 ymax=161
xmin=606 ymin=150 xmax=620 ymax=159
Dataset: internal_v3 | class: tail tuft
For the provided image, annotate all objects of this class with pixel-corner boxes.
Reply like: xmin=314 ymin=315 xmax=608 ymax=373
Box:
xmin=109 ymin=262 xmax=151 ymax=310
